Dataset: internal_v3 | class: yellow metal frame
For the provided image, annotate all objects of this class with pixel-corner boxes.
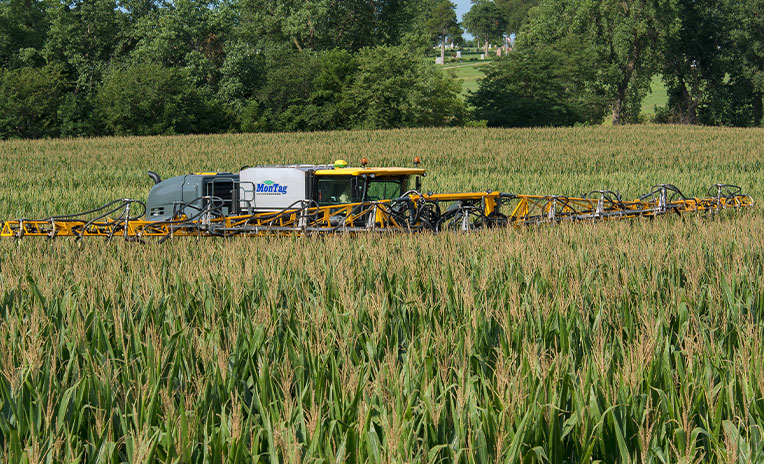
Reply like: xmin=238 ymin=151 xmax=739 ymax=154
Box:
xmin=314 ymin=167 xmax=426 ymax=176
xmin=0 ymin=163 xmax=754 ymax=240
xmin=503 ymin=193 xmax=754 ymax=224
xmin=1 ymin=189 xmax=753 ymax=240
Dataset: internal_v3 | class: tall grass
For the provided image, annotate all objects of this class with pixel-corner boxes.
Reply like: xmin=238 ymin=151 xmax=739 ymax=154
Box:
xmin=1 ymin=126 xmax=763 ymax=462
xmin=1 ymin=126 xmax=762 ymax=217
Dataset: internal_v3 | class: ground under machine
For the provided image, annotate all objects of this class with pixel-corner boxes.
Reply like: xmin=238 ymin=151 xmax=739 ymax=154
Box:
xmin=1 ymin=158 xmax=754 ymax=241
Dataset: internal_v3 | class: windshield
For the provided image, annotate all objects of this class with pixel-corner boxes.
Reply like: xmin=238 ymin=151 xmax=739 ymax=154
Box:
xmin=316 ymin=177 xmax=358 ymax=205
xmin=365 ymin=177 xmax=409 ymax=201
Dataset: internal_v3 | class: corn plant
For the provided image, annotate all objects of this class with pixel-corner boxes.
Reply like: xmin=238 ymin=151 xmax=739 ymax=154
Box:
xmin=1 ymin=126 xmax=763 ymax=463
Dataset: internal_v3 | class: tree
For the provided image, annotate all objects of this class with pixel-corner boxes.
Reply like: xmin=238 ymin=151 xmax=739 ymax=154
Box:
xmin=0 ymin=0 xmax=50 ymax=68
xmin=654 ymin=0 xmax=763 ymax=126
xmin=0 ymin=65 xmax=66 ymax=139
xmin=426 ymin=0 xmax=460 ymax=64
xmin=253 ymin=49 xmax=358 ymax=132
xmin=44 ymin=0 xmax=125 ymax=88
xmin=42 ymin=0 xmax=126 ymax=136
xmin=96 ymin=61 xmax=225 ymax=135
xmin=396 ymin=0 xmax=445 ymax=53
xmin=347 ymin=45 xmax=464 ymax=128
xmin=237 ymin=0 xmax=412 ymax=52
xmin=468 ymin=37 xmax=607 ymax=127
xmin=521 ymin=0 xmax=667 ymax=125
xmin=494 ymin=0 xmax=538 ymax=35
xmin=722 ymin=0 xmax=764 ymax=125
xmin=656 ymin=0 xmax=726 ymax=124
xmin=129 ymin=0 xmax=230 ymax=70
xmin=217 ymin=39 xmax=264 ymax=114
xmin=118 ymin=0 xmax=161 ymax=23
xmin=306 ymin=50 xmax=357 ymax=129
xmin=245 ymin=44 xmax=466 ymax=131
xmin=463 ymin=0 xmax=507 ymax=58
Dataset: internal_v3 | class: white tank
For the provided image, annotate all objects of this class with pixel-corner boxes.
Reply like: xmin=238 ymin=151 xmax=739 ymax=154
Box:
xmin=239 ymin=166 xmax=316 ymax=211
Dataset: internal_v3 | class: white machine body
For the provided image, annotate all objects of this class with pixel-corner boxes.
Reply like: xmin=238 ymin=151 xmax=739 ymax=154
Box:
xmin=239 ymin=166 xmax=316 ymax=211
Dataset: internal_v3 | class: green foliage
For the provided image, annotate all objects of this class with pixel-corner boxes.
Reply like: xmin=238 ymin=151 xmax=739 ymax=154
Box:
xmin=397 ymin=0 xmax=445 ymax=54
xmin=655 ymin=0 xmax=764 ymax=127
xmin=240 ymin=99 xmax=268 ymax=132
xmin=699 ymin=77 xmax=763 ymax=127
xmin=347 ymin=45 xmax=464 ymax=128
xmin=57 ymin=91 xmax=100 ymax=138
xmin=254 ymin=46 xmax=464 ymax=131
xmin=129 ymin=0 xmax=230 ymax=69
xmin=425 ymin=0 xmax=460 ymax=46
xmin=728 ymin=0 xmax=764 ymax=95
xmin=494 ymin=0 xmax=538 ymax=34
xmin=0 ymin=0 xmax=474 ymax=139
xmin=0 ymin=0 xmax=763 ymax=138
xmin=257 ymin=51 xmax=321 ymax=131
xmin=703 ymin=0 xmax=763 ymax=126
xmin=656 ymin=0 xmax=730 ymax=125
xmin=427 ymin=0 xmax=462 ymax=63
xmin=96 ymin=61 xmax=226 ymax=136
xmin=119 ymin=0 xmax=161 ymax=23
xmin=468 ymin=39 xmax=607 ymax=127
xmin=520 ymin=0 xmax=666 ymax=125
xmin=307 ymin=49 xmax=358 ymax=129
xmin=0 ymin=0 xmax=49 ymax=68
xmin=463 ymin=0 xmax=507 ymax=50
xmin=0 ymin=64 xmax=66 ymax=139
xmin=237 ymin=0 xmax=412 ymax=52
xmin=256 ymin=49 xmax=354 ymax=132
xmin=217 ymin=40 xmax=264 ymax=113
xmin=43 ymin=0 xmax=124 ymax=91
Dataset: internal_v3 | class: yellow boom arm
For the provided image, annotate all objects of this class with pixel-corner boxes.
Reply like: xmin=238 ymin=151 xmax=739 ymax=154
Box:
xmin=1 ymin=184 xmax=753 ymax=240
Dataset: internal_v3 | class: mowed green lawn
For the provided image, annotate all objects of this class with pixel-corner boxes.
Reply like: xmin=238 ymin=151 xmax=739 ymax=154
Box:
xmin=444 ymin=61 xmax=492 ymax=96
xmin=642 ymin=75 xmax=669 ymax=115
xmin=443 ymin=56 xmax=669 ymax=118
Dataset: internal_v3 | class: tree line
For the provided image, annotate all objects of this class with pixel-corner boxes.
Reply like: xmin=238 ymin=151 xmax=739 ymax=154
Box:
xmin=0 ymin=0 xmax=471 ymax=139
xmin=469 ymin=0 xmax=764 ymax=127
xmin=1 ymin=0 xmax=762 ymax=140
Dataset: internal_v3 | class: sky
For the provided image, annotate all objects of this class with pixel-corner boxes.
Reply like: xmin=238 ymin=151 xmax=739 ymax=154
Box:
xmin=454 ymin=0 xmax=474 ymax=39
xmin=454 ymin=0 xmax=472 ymax=20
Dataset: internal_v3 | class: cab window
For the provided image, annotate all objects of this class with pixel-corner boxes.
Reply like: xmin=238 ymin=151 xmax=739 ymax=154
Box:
xmin=316 ymin=177 xmax=358 ymax=205
xmin=365 ymin=177 xmax=408 ymax=201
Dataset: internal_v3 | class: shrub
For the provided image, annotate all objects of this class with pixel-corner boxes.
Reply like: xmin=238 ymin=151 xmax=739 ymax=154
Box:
xmin=346 ymin=45 xmax=464 ymax=129
xmin=0 ymin=65 xmax=66 ymax=139
xmin=468 ymin=40 xmax=607 ymax=127
xmin=97 ymin=61 xmax=227 ymax=136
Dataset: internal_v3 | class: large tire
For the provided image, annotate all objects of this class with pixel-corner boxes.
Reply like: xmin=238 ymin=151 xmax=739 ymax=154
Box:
xmin=480 ymin=212 xmax=508 ymax=228
xmin=436 ymin=203 xmax=486 ymax=232
xmin=418 ymin=202 xmax=440 ymax=230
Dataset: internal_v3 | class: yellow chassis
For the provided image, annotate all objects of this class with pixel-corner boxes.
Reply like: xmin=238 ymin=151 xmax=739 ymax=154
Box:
xmin=0 ymin=185 xmax=754 ymax=240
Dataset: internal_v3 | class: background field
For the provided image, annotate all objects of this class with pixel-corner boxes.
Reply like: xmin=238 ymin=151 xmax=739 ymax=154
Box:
xmin=445 ymin=63 xmax=669 ymax=117
xmin=641 ymin=77 xmax=669 ymax=117
xmin=1 ymin=126 xmax=763 ymax=463
xmin=444 ymin=61 xmax=492 ymax=96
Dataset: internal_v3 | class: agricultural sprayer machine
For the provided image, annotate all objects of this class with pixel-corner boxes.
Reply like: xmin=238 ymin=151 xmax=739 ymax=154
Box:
xmin=1 ymin=158 xmax=754 ymax=241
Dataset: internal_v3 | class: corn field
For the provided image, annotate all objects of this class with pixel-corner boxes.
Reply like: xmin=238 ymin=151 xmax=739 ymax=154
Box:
xmin=1 ymin=126 xmax=763 ymax=463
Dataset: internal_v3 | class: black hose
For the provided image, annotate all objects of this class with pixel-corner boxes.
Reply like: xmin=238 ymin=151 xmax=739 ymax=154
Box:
xmin=43 ymin=198 xmax=147 ymax=222
xmin=73 ymin=200 xmax=146 ymax=240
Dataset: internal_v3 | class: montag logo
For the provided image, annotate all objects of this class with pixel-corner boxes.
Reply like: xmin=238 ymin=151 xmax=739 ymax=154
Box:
xmin=256 ymin=179 xmax=288 ymax=195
